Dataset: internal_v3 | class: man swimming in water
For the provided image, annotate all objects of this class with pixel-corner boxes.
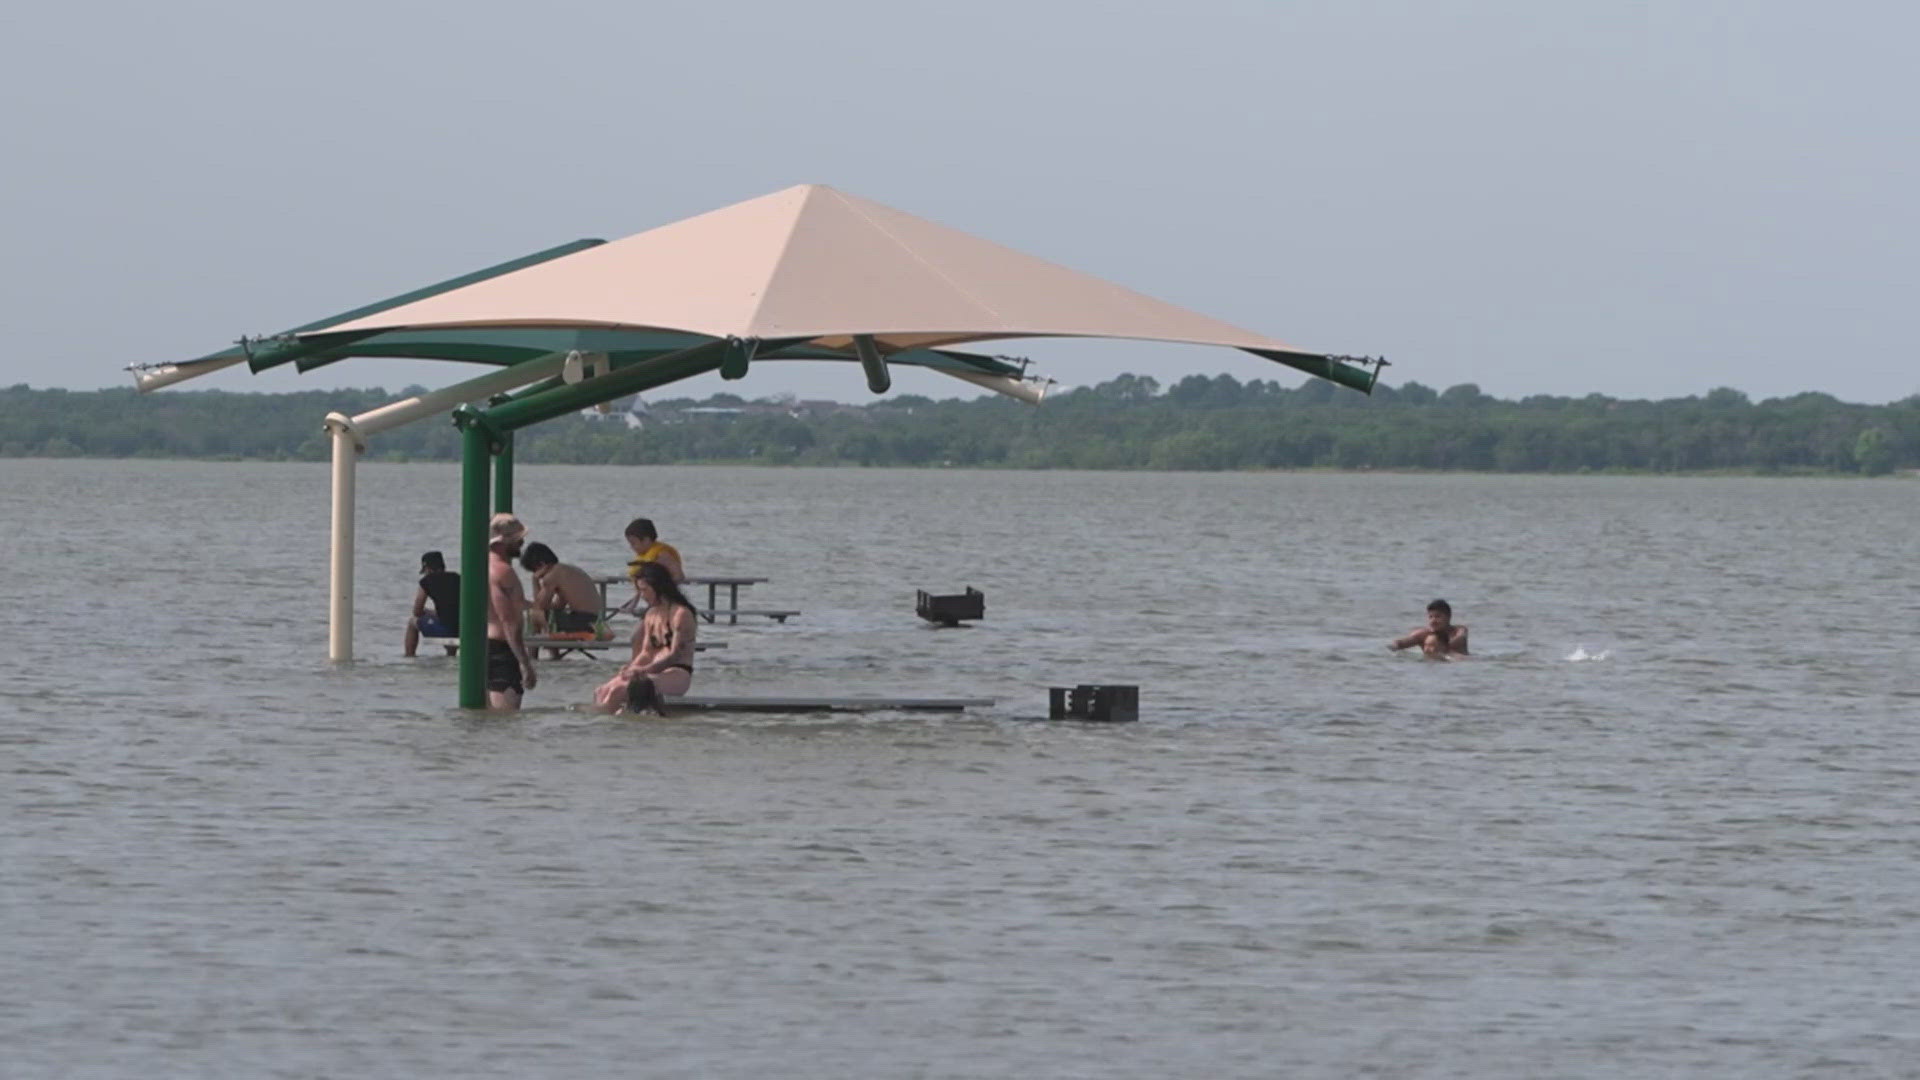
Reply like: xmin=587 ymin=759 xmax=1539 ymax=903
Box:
xmin=1390 ymin=598 xmax=1469 ymax=658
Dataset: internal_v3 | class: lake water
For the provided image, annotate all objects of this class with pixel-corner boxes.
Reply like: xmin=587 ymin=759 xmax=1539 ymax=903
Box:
xmin=3 ymin=460 xmax=1916 ymax=1078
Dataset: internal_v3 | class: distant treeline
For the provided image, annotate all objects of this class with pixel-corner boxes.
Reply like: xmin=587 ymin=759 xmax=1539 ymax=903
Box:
xmin=4 ymin=375 xmax=1916 ymax=474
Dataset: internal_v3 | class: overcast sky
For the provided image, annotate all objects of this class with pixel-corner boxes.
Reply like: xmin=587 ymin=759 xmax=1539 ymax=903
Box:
xmin=3 ymin=0 xmax=1913 ymax=404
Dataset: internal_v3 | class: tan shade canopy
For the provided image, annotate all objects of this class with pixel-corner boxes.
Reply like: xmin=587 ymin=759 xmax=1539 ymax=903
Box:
xmin=306 ymin=184 xmax=1321 ymax=358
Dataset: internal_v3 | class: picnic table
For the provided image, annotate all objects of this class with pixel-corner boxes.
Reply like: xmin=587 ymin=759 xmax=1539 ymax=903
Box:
xmin=594 ymin=574 xmax=797 ymax=625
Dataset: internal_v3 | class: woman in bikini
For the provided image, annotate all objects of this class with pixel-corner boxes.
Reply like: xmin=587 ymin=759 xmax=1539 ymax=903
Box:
xmin=593 ymin=561 xmax=698 ymax=715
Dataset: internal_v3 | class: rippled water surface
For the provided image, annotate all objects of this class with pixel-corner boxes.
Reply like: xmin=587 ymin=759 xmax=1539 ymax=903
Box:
xmin=4 ymin=460 xmax=1916 ymax=1078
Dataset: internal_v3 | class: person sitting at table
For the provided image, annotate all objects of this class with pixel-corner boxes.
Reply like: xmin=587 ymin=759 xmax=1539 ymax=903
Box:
xmin=593 ymin=562 xmax=698 ymax=716
xmin=403 ymin=550 xmax=460 ymax=657
xmin=519 ymin=542 xmax=605 ymax=655
xmin=614 ymin=516 xmax=686 ymax=614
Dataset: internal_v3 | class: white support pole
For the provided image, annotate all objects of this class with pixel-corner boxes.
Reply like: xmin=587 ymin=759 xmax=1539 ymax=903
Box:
xmin=327 ymin=419 xmax=358 ymax=661
xmin=128 ymin=355 xmax=248 ymax=393
xmin=323 ymin=353 xmax=573 ymax=661
xmin=349 ymin=353 xmax=570 ymax=439
xmin=933 ymin=367 xmax=1053 ymax=404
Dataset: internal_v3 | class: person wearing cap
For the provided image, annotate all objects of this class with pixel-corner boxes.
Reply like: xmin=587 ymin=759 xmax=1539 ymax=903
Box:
xmin=403 ymin=550 xmax=460 ymax=657
xmin=485 ymin=512 xmax=538 ymax=708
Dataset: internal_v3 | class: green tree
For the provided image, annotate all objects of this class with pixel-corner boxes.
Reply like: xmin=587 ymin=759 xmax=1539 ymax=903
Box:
xmin=1853 ymin=427 xmax=1894 ymax=475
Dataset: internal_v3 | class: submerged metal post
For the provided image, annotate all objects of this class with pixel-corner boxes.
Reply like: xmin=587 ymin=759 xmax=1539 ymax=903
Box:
xmin=457 ymin=418 xmax=492 ymax=709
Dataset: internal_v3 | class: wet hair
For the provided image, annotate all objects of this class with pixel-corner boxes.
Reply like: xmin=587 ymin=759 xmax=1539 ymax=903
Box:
xmin=519 ymin=542 xmax=558 ymax=572
xmin=633 ymin=560 xmax=693 ymax=614
xmin=1427 ymin=599 xmax=1452 ymax=617
xmin=420 ymin=551 xmax=445 ymax=572
xmin=624 ymin=517 xmax=658 ymax=542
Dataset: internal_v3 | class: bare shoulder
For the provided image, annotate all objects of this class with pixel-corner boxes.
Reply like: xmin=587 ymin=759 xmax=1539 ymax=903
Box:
xmin=489 ymin=557 xmax=522 ymax=592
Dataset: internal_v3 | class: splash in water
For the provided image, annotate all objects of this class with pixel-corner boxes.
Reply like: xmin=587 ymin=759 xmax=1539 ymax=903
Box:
xmin=1565 ymin=646 xmax=1612 ymax=662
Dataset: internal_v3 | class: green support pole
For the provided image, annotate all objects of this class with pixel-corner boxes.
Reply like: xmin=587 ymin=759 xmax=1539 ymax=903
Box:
xmin=493 ymin=431 xmax=514 ymax=512
xmin=457 ymin=419 xmax=492 ymax=709
xmin=484 ymin=339 xmax=734 ymax=432
xmin=444 ymin=338 xmax=759 ymax=708
xmin=853 ymin=335 xmax=891 ymax=394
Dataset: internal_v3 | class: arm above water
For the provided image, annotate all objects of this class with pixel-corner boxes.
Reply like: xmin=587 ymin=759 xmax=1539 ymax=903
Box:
xmin=531 ymin=575 xmax=559 ymax=613
xmin=664 ymin=606 xmax=697 ymax=669
xmin=529 ymin=576 xmax=558 ymax=633
xmin=1389 ymin=628 xmax=1429 ymax=651
xmin=623 ymin=613 xmax=662 ymax=676
xmin=626 ymin=607 xmax=695 ymax=677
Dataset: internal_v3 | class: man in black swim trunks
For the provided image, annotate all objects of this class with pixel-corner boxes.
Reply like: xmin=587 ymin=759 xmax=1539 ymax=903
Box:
xmin=485 ymin=513 xmax=537 ymax=709
xmin=404 ymin=550 xmax=460 ymax=657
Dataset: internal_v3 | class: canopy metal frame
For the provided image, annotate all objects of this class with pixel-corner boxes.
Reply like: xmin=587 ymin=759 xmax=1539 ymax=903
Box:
xmin=130 ymin=185 xmax=1383 ymax=706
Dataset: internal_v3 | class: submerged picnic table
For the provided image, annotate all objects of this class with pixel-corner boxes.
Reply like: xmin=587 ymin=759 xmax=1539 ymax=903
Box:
xmin=534 ymin=637 xmax=727 ymax=660
xmin=594 ymin=575 xmax=798 ymax=625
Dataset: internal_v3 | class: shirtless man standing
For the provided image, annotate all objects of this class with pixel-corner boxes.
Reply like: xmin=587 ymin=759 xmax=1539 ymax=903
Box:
xmin=485 ymin=512 xmax=537 ymax=709
xmin=1390 ymin=598 xmax=1470 ymax=659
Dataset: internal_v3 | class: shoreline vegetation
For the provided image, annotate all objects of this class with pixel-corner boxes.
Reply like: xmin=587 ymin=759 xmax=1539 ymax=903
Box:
xmin=5 ymin=375 xmax=1916 ymax=475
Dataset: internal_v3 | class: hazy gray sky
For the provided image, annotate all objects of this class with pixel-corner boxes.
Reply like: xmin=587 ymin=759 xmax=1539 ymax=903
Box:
xmin=4 ymin=0 xmax=1913 ymax=403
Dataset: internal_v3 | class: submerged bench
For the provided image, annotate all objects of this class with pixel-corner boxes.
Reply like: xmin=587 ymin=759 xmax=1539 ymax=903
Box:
xmin=693 ymin=607 xmax=799 ymax=625
xmin=663 ymin=694 xmax=992 ymax=714
xmin=529 ymin=638 xmax=727 ymax=659
xmin=425 ymin=638 xmax=725 ymax=659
